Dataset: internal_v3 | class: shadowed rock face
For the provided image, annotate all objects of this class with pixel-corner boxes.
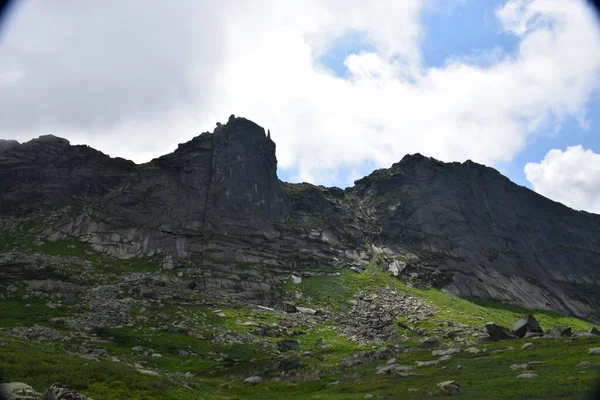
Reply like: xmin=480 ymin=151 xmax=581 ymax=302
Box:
xmin=1 ymin=116 xmax=599 ymax=317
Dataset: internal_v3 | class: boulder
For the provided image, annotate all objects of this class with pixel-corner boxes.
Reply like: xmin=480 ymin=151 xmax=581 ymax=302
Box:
xmin=42 ymin=383 xmax=91 ymax=400
xmin=282 ymin=302 xmax=298 ymax=313
xmin=432 ymin=348 xmax=460 ymax=357
xmin=588 ymin=327 xmax=600 ymax=336
xmin=546 ymin=326 xmax=572 ymax=337
xmin=517 ymin=373 xmax=538 ymax=379
xmin=486 ymin=323 xmax=513 ymax=341
xmin=464 ymin=347 xmax=481 ymax=354
xmin=416 ymin=360 xmax=438 ymax=367
xmin=277 ymin=339 xmax=300 ymax=351
xmin=243 ymin=376 xmax=263 ymax=385
xmin=588 ymin=348 xmax=600 ymax=355
xmin=521 ymin=343 xmax=535 ymax=350
xmin=0 ymin=382 xmax=41 ymax=400
xmin=512 ymin=315 xmax=542 ymax=338
xmin=510 ymin=364 xmax=533 ymax=370
xmin=437 ymin=355 xmax=453 ymax=363
xmin=297 ymin=307 xmax=316 ymax=316
xmin=436 ymin=380 xmax=461 ymax=395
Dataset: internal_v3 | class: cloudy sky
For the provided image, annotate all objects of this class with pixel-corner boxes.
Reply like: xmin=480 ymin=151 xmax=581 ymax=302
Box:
xmin=1 ymin=0 xmax=600 ymax=213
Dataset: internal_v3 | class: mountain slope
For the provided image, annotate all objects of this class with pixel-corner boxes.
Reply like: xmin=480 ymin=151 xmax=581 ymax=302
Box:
xmin=1 ymin=115 xmax=599 ymax=318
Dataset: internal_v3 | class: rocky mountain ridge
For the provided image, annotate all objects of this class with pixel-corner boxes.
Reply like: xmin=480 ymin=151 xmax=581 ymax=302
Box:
xmin=1 ymin=115 xmax=599 ymax=318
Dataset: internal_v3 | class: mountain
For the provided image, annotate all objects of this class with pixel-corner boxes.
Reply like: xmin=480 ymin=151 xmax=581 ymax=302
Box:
xmin=1 ymin=115 xmax=599 ymax=318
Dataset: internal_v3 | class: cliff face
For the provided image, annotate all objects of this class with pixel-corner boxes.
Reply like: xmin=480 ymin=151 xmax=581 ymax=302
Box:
xmin=1 ymin=116 xmax=599 ymax=317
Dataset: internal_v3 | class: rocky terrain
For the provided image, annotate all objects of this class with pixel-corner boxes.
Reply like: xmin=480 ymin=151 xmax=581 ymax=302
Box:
xmin=1 ymin=115 xmax=600 ymax=399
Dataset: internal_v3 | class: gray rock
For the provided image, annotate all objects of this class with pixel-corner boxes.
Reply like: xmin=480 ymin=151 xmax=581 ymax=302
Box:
xmin=42 ymin=383 xmax=91 ymax=400
xmin=282 ymin=302 xmax=298 ymax=313
xmin=416 ymin=360 xmax=438 ymax=367
xmin=521 ymin=343 xmax=535 ymax=350
xmin=297 ymin=307 xmax=316 ymax=316
xmin=437 ymin=355 xmax=453 ymax=363
xmin=376 ymin=364 xmax=413 ymax=374
xmin=512 ymin=315 xmax=543 ymax=338
xmin=546 ymin=326 xmax=572 ymax=337
xmin=486 ymin=323 xmax=513 ymax=341
xmin=436 ymin=380 xmax=460 ymax=395
xmin=277 ymin=339 xmax=299 ymax=351
xmin=517 ymin=373 xmax=538 ymax=379
xmin=243 ymin=376 xmax=262 ymax=385
xmin=588 ymin=348 xmax=600 ymax=355
xmin=510 ymin=364 xmax=533 ymax=370
xmin=432 ymin=348 xmax=460 ymax=356
xmin=464 ymin=347 xmax=481 ymax=354
xmin=589 ymin=327 xmax=600 ymax=336
xmin=0 ymin=382 xmax=41 ymax=400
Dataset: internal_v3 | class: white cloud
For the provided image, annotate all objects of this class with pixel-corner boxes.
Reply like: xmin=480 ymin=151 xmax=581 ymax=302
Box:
xmin=1 ymin=0 xmax=600 ymax=192
xmin=525 ymin=146 xmax=600 ymax=214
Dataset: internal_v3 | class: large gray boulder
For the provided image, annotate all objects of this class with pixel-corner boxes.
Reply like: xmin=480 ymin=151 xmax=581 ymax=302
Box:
xmin=486 ymin=323 xmax=513 ymax=341
xmin=0 ymin=382 xmax=41 ymax=400
xmin=512 ymin=315 xmax=542 ymax=338
xmin=589 ymin=327 xmax=600 ymax=336
xmin=546 ymin=326 xmax=572 ymax=337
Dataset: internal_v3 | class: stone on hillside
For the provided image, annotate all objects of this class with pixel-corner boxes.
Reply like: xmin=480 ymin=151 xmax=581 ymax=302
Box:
xmin=416 ymin=360 xmax=438 ymax=367
xmin=476 ymin=336 xmax=493 ymax=344
xmin=512 ymin=315 xmax=542 ymax=338
xmin=277 ymin=339 xmax=299 ymax=351
xmin=432 ymin=348 xmax=460 ymax=357
xmin=465 ymin=347 xmax=481 ymax=354
xmin=297 ymin=307 xmax=316 ymax=316
xmin=510 ymin=364 xmax=533 ymax=370
xmin=486 ymin=323 xmax=513 ymax=341
xmin=131 ymin=346 xmax=144 ymax=354
xmin=546 ymin=326 xmax=572 ymax=337
xmin=588 ymin=348 xmax=600 ymax=355
xmin=243 ymin=376 xmax=263 ymax=385
xmin=589 ymin=327 xmax=600 ymax=336
xmin=326 ymin=381 xmax=340 ymax=387
xmin=387 ymin=260 xmax=406 ymax=277
xmin=151 ymin=353 xmax=162 ymax=359
xmin=290 ymin=275 xmax=302 ymax=284
xmin=0 ymin=382 xmax=41 ymax=400
xmin=521 ymin=342 xmax=535 ymax=350
xmin=376 ymin=363 xmax=413 ymax=374
xmin=437 ymin=355 xmax=453 ymax=363
xmin=282 ymin=302 xmax=298 ymax=313
xmin=42 ymin=383 xmax=90 ymax=400
xmin=437 ymin=380 xmax=461 ymax=395
xmin=579 ymin=361 xmax=593 ymax=367
xmin=517 ymin=373 xmax=538 ymax=379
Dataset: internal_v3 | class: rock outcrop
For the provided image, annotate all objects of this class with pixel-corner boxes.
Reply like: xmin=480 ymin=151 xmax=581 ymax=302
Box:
xmin=1 ymin=115 xmax=600 ymax=318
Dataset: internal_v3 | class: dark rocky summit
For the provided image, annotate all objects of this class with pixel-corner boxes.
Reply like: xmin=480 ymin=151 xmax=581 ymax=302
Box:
xmin=1 ymin=115 xmax=599 ymax=318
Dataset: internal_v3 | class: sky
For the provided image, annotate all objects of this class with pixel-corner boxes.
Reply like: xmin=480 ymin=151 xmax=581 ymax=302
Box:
xmin=1 ymin=0 xmax=600 ymax=213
